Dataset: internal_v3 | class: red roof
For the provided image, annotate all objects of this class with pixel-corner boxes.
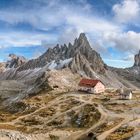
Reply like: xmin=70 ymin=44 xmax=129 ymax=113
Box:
xmin=78 ymin=78 xmax=101 ymax=88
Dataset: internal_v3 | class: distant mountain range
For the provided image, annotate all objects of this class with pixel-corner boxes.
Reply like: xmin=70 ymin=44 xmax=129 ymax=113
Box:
xmin=0 ymin=33 xmax=139 ymax=110
xmin=0 ymin=33 xmax=140 ymax=88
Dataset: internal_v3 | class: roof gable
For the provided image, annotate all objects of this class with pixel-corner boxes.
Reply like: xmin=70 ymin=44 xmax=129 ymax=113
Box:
xmin=79 ymin=78 xmax=102 ymax=88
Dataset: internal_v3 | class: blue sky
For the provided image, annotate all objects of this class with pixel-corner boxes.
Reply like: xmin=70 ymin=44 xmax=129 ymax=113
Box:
xmin=0 ymin=0 xmax=140 ymax=68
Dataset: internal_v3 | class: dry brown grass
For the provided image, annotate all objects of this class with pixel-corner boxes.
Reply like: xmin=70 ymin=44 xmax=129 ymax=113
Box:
xmin=0 ymin=124 xmax=28 ymax=133
xmin=95 ymin=118 xmax=124 ymax=134
xmin=60 ymin=98 xmax=81 ymax=112
xmin=35 ymin=107 xmax=56 ymax=118
xmin=106 ymin=126 xmax=134 ymax=140
xmin=0 ymin=110 xmax=18 ymax=122
xmin=104 ymin=103 xmax=125 ymax=114
xmin=49 ymin=134 xmax=60 ymax=140
xmin=20 ymin=116 xmax=43 ymax=126
xmin=71 ymin=104 xmax=101 ymax=128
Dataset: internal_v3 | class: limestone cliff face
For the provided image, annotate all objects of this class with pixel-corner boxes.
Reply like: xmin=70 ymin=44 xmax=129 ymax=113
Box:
xmin=4 ymin=33 xmax=139 ymax=89
xmin=0 ymin=54 xmax=27 ymax=71
xmin=0 ymin=63 xmax=6 ymax=73
xmin=69 ymin=33 xmax=106 ymax=74
xmin=110 ymin=50 xmax=140 ymax=88
xmin=134 ymin=50 xmax=140 ymax=67
xmin=6 ymin=54 xmax=27 ymax=68
xmin=17 ymin=33 xmax=106 ymax=75
xmin=0 ymin=32 xmax=139 ymax=102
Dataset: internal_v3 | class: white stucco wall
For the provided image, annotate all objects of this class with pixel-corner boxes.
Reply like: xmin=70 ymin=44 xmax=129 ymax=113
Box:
xmin=78 ymin=82 xmax=105 ymax=94
xmin=94 ymin=82 xmax=105 ymax=93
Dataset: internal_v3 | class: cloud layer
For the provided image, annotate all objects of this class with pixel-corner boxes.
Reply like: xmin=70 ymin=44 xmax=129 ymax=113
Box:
xmin=0 ymin=0 xmax=140 ymax=67
xmin=113 ymin=0 xmax=140 ymax=23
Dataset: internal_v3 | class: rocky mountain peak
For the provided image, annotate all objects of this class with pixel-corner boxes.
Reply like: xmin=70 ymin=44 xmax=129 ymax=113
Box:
xmin=134 ymin=50 xmax=140 ymax=66
xmin=0 ymin=33 xmax=139 ymax=90
xmin=74 ymin=33 xmax=90 ymax=49
xmin=6 ymin=54 xmax=27 ymax=68
xmin=68 ymin=33 xmax=106 ymax=75
xmin=17 ymin=33 xmax=106 ymax=74
xmin=79 ymin=33 xmax=87 ymax=40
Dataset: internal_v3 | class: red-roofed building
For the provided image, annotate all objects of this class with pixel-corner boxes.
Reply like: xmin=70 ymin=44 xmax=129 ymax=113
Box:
xmin=78 ymin=78 xmax=105 ymax=93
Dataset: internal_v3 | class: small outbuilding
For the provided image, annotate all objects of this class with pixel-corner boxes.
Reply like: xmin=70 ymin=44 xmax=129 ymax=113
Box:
xmin=120 ymin=89 xmax=132 ymax=100
xmin=78 ymin=78 xmax=105 ymax=94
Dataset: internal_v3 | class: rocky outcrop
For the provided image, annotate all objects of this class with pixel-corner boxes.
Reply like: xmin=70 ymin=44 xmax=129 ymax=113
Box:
xmin=6 ymin=54 xmax=27 ymax=68
xmin=0 ymin=32 xmax=139 ymax=109
xmin=69 ymin=33 xmax=106 ymax=74
xmin=17 ymin=33 xmax=106 ymax=75
xmin=2 ymin=33 xmax=139 ymax=88
xmin=0 ymin=62 xmax=6 ymax=73
xmin=134 ymin=50 xmax=140 ymax=66
xmin=0 ymin=66 xmax=52 ymax=113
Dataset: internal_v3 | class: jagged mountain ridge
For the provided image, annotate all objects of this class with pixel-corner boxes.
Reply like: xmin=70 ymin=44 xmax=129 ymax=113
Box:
xmin=14 ymin=33 xmax=139 ymax=89
xmin=6 ymin=54 xmax=27 ymax=68
xmin=0 ymin=33 xmax=117 ymax=107
xmin=134 ymin=50 xmax=140 ymax=66
xmin=0 ymin=53 xmax=26 ymax=73
xmin=17 ymin=33 xmax=106 ymax=74
xmin=0 ymin=33 xmax=139 ymax=92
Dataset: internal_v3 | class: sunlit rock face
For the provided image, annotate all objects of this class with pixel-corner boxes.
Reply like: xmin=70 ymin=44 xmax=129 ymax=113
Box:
xmin=134 ymin=50 xmax=140 ymax=67
xmin=0 ymin=33 xmax=140 ymax=110
xmin=5 ymin=54 xmax=27 ymax=68
xmin=0 ymin=62 xmax=6 ymax=73
xmin=17 ymin=33 xmax=106 ymax=74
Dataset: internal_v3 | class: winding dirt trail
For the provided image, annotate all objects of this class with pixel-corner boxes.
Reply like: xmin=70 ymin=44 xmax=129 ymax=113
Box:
xmin=97 ymin=118 xmax=129 ymax=140
xmin=0 ymin=92 xmax=139 ymax=140
xmin=67 ymin=104 xmax=108 ymax=140
xmin=67 ymin=93 xmax=140 ymax=140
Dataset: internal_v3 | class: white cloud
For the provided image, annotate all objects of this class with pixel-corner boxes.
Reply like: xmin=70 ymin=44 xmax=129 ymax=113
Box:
xmin=0 ymin=0 xmax=139 ymax=68
xmin=66 ymin=15 xmax=120 ymax=34
xmin=0 ymin=0 xmax=93 ymax=31
xmin=0 ymin=0 xmax=121 ymax=49
xmin=0 ymin=32 xmax=56 ymax=47
xmin=0 ymin=0 xmax=120 ymax=34
xmin=103 ymin=31 xmax=140 ymax=53
xmin=104 ymin=58 xmax=134 ymax=68
xmin=113 ymin=0 xmax=140 ymax=23
xmin=54 ymin=14 xmax=120 ymax=46
xmin=57 ymin=26 xmax=79 ymax=44
xmin=123 ymin=54 xmax=134 ymax=61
